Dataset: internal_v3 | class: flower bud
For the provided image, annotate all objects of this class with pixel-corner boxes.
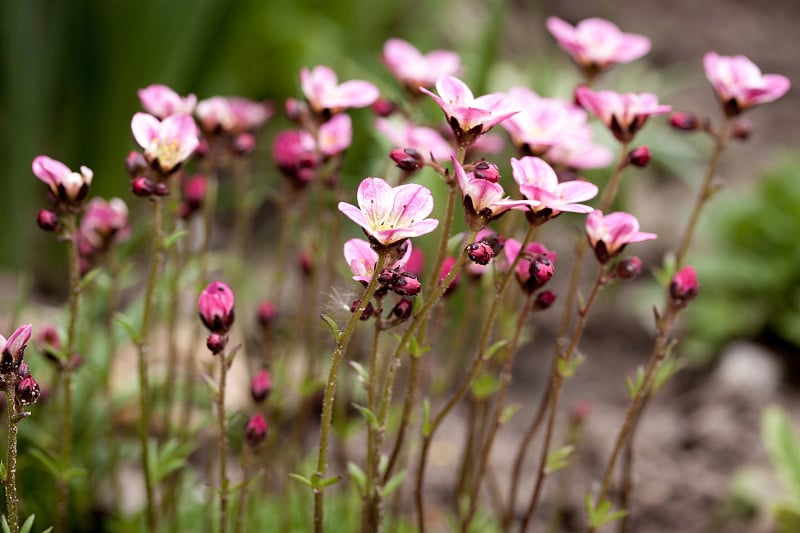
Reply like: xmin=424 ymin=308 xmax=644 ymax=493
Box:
xmin=131 ymin=176 xmax=155 ymax=197
xmin=473 ymin=161 xmax=500 ymax=183
xmin=257 ymin=300 xmax=277 ymax=329
xmin=17 ymin=375 xmax=40 ymax=406
xmin=571 ymin=401 xmax=592 ymax=424
xmin=392 ymin=272 xmax=421 ymax=297
xmin=390 ymin=298 xmax=413 ymax=320
xmin=350 ymin=299 xmax=374 ymax=321
xmin=528 ymin=256 xmax=554 ymax=291
xmin=198 ymin=281 xmax=236 ymax=334
xmin=730 ymin=119 xmax=752 ymax=141
xmin=125 ymin=150 xmax=148 ymax=177
xmin=669 ymin=112 xmax=699 ymax=132
xmin=232 ymin=133 xmax=256 ymax=155
xmin=534 ymin=290 xmax=556 ymax=310
xmin=153 ymin=182 xmax=170 ymax=196
xmin=194 ymin=138 xmax=210 ymax=159
xmin=206 ymin=333 xmax=228 ymax=355
xmin=390 ymin=148 xmax=425 ymax=172
xmin=466 ymin=241 xmax=494 ymax=265
xmin=439 ymin=256 xmax=460 ymax=296
xmin=36 ymin=210 xmax=59 ymax=232
xmin=36 ymin=325 xmax=62 ymax=363
xmin=251 ymin=369 xmax=272 ymax=402
xmin=627 ymin=146 xmax=651 ymax=168
xmin=371 ymin=98 xmax=397 ymax=117
xmin=298 ymin=252 xmax=314 ymax=278
xmin=1 ymin=324 xmax=32 ymax=375
xmin=245 ymin=413 xmax=268 ymax=447
xmin=616 ymin=257 xmax=642 ymax=280
xmin=182 ymin=174 xmax=207 ymax=212
xmin=670 ymin=266 xmax=699 ymax=309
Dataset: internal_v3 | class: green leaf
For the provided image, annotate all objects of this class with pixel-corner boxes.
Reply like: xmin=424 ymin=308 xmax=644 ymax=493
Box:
xmin=288 ymin=473 xmax=312 ymax=488
xmin=408 ymin=336 xmax=430 ymax=359
xmin=28 ymin=448 xmax=61 ymax=480
xmin=382 ymin=469 xmax=407 ymax=498
xmin=412 ymin=293 xmax=424 ymax=315
xmin=113 ymin=312 xmax=140 ymax=344
xmin=352 ymin=404 xmax=379 ymax=430
xmin=309 ymin=472 xmax=342 ymax=490
xmin=0 ymin=461 xmax=5 ymax=481
xmin=546 ymin=445 xmax=574 ymax=474
xmin=557 ymin=353 xmax=585 ymax=378
xmin=422 ymin=398 xmax=432 ymax=437
xmin=162 ymin=229 xmax=188 ymax=249
xmin=2 ymin=516 xmax=11 ymax=533
xmin=501 ymin=403 xmax=521 ymax=425
xmin=653 ymin=355 xmax=682 ymax=393
xmin=585 ymin=494 xmax=627 ymax=528
xmin=484 ymin=340 xmax=508 ymax=361
xmin=319 ymin=314 xmax=341 ymax=343
xmin=347 ymin=462 xmax=366 ymax=494
xmin=150 ymin=438 xmax=193 ymax=483
xmin=763 ymin=405 xmax=800 ymax=505
xmin=19 ymin=514 xmax=35 ymax=533
xmin=774 ymin=504 xmax=800 ymax=533
xmin=40 ymin=527 xmax=53 ymax=533
xmin=78 ymin=268 xmax=102 ymax=291
xmin=625 ymin=367 xmax=646 ymax=398
xmin=471 ymin=373 xmax=499 ymax=400
xmin=200 ymin=373 xmax=219 ymax=396
xmin=349 ymin=361 xmax=369 ymax=385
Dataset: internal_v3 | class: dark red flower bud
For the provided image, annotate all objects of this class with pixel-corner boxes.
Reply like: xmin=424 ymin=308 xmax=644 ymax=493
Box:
xmin=616 ymin=256 xmax=642 ymax=279
xmin=627 ymin=146 xmax=651 ymax=168
xmin=153 ymin=182 xmax=170 ymax=196
xmin=528 ymin=256 xmax=554 ymax=291
xmin=390 ymin=298 xmax=413 ymax=320
xmin=392 ymin=272 xmax=421 ymax=297
xmin=730 ymin=119 xmax=752 ymax=141
xmin=251 ymin=369 xmax=272 ymax=402
xmin=670 ymin=266 xmax=699 ymax=309
xmin=232 ymin=133 xmax=256 ymax=155
xmin=371 ymin=98 xmax=397 ymax=117
xmin=466 ymin=241 xmax=494 ymax=265
xmin=273 ymin=130 xmax=319 ymax=187
xmin=125 ymin=150 xmax=148 ymax=177
xmin=669 ymin=112 xmax=699 ymax=132
xmin=245 ymin=413 xmax=268 ymax=447
xmin=206 ymin=333 xmax=228 ymax=355
xmin=131 ymin=176 xmax=155 ymax=197
xmin=198 ymin=281 xmax=236 ymax=334
xmin=257 ymin=300 xmax=277 ymax=328
xmin=351 ymin=300 xmax=375 ymax=321
xmin=390 ymin=148 xmax=425 ymax=172
xmin=36 ymin=210 xmax=59 ymax=232
xmin=17 ymin=375 xmax=40 ymax=406
xmin=534 ymin=290 xmax=556 ymax=310
xmin=473 ymin=160 xmax=500 ymax=183
xmin=298 ymin=252 xmax=314 ymax=278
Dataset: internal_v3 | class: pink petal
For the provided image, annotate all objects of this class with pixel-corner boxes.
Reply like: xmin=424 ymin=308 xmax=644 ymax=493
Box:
xmin=615 ymin=34 xmax=651 ymax=63
xmin=131 ymin=112 xmax=161 ymax=150
xmin=162 ymin=114 xmax=200 ymax=161
xmin=357 ymin=178 xmax=395 ymax=227
xmin=436 ymin=76 xmax=474 ymax=105
xmin=336 ymin=80 xmax=380 ymax=108
xmin=338 ymin=201 xmax=370 ymax=230
xmin=391 ymin=183 xmax=434 ymax=227
xmin=318 ymin=114 xmax=352 ymax=155
xmin=32 ymin=155 xmax=69 ymax=186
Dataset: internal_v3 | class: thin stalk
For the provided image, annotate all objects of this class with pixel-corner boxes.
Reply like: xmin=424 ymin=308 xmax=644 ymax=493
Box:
xmin=416 ymin=223 xmax=537 ymax=533
xmin=363 ymin=298 xmax=385 ymax=533
xmin=217 ymin=347 xmax=230 ymax=533
xmin=137 ymin=196 xmax=165 ymax=533
xmin=4 ymin=389 xmax=20 ymax=533
xmin=519 ymin=266 xmax=607 ymax=532
xmin=461 ymin=293 xmax=534 ymax=531
xmin=314 ymin=251 xmax=388 ymax=533
xmin=104 ymin=257 xmax=122 ymax=512
xmin=235 ymin=446 xmax=252 ymax=533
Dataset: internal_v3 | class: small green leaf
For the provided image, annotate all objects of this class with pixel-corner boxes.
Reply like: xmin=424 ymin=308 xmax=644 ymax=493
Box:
xmin=763 ymin=405 xmax=800 ymax=505
xmin=557 ymin=353 xmax=585 ymax=378
xmin=408 ymin=336 xmax=430 ymax=359
xmin=484 ymin=340 xmax=508 ymax=361
xmin=447 ymin=232 xmax=467 ymax=254
xmin=774 ymin=504 xmax=800 ymax=533
xmin=500 ymin=403 xmax=521 ymax=425
xmin=412 ymin=293 xmax=424 ymax=315
xmin=320 ymin=314 xmax=341 ymax=343
xmin=0 ymin=461 xmax=5 ymax=480
xmin=40 ymin=527 xmax=53 ymax=533
xmin=471 ymin=373 xmax=500 ymax=400
xmin=625 ymin=367 xmax=645 ymax=398
xmin=78 ymin=268 xmax=102 ymax=291
xmin=382 ymin=469 xmax=407 ymax=498
xmin=349 ymin=361 xmax=369 ymax=385
xmin=2 ymin=516 xmax=11 ymax=533
xmin=347 ymin=463 xmax=366 ymax=494
xmin=113 ymin=312 xmax=140 ymax=344
xmin=288 ymin=473 xmax=312 ymax=487
xmin=653 ymin=355 xmax=682 ymax=393
xmin=353 ymin=404 xmax=379 ymax=430
xmin=585 ymin=494 xmax=627 ymax=528
xmin=162 ymin=229 xmax=188 ymax=249
xmin=422 ymin=398 xmax=432 ymax=437
xmin=200 ymin=373 xmax=219 ymax=396
xmin=19 ymin=514 xmax=35 ymax=533
xmin=546 ymin=445 xmax=574 ymax=474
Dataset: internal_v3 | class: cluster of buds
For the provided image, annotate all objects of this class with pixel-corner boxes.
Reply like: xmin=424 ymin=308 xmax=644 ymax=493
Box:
xmin=198 ymin=281 xmax=236 ymax=355
xmin=378 ymin=268 xmax=422 ymax=297
xmin=1 ymin=325 xmax=41 ymax=408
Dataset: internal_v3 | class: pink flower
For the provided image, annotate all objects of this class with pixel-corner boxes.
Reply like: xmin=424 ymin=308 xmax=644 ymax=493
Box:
xmin=80 ymin=197 xmax=130 ymax=249
xmin=670 ymin=266 xmax=699 ymax=308
xmin=503 ymin=239 xmax=557 ymax=293
xmin=438 ymin=255 xmax=460 ymax=296
xmin=338 ymin=178 xmax=439 ymax=247
xmin=251 ymin=369 xmax=272 ymax=402
xmin=245 ymin=413 xmax=268 ymax=447
xmin=343 ymin=238 xmax=412 ymax=283
xmin=1 ymin=324 xmax=32 ymax=374
xmin=317 ymin=113 xmax=352 ymax=156
xmin=546 ymin=17 xmax=650 ymax=75
xmin=32 ymin=156 xmax=93 ymax=204
xmin=273 ymin=130 xmax=319 ymax=186
xmin=452 ymin=157 xmax=538 ymax=229
xmin=585 ymin=211 xmax=657 ymax=263
xmin=382 ymin=38 xmax=460 ymax=91
xmin=703 ymin=52 xmax=791 ymax=116
xmin=301 ymin=65 xmax=379 ymax=114
xmin=138 ymin=84 xmax=197 ymax=118
xmin=511 ymin=156 xmax=597 ymax=223
xmin=545 ymin=133 xmax=614 ymax=170
xmin=420 ymin=76 xmax=518 ymax=146
xmin=195 ymin=96 xmax=273 ymax=133
xmin=198 ymin=281 xmax=235 ymax=334
xmin=131 ymin=113 xmax=199 ymax=174
xmin=375 ymin=118 xmax=455 ymax=163
xmin=576 ymin=87 xmax=671 ymax=143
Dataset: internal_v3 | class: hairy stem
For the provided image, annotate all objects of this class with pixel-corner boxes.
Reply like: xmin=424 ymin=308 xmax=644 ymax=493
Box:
xmin=217 ymin=348 xmax=230 ymax=533
xmin=4 ymin=389 xmax=19 ymax=533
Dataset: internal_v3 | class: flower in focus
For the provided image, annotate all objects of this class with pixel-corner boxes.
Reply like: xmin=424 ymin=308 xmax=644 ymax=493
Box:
xmin=198 ymin=281 xmax=236 ymax=335
xmin=300 ymin=65 xmax=379 ymax=115
xmin=585 ymin=210 xmax=657 ymax=264
xmin=131 ymin=113 xmax=200 ymax=174
xmin=511 ymin=156 xmax=597 ymax=225
xmin=343 ymin=238 xmax=412 ymax=283
xmin=503 ymin=239 xmax=557 ymax=293
xmin=420 ymin=76 xmax=518 ymax=146
xmin=338 ymin=178 xmax=439 ymax=247
xmin=703 ymin=52 xmax=790 ymax=116
xmin=375 ymin=117 xmax=455 ymax=163
xmin=452 ymin=157 xmax=538 ymax=229
xmin=670 ymin=266 xmax=699 ymax=309
xmin=546 ymin=17 xmax=650 ymax=77
xmin=138 ymin=84 xmax=197 ymax=118
xmin=576 ymin=87 xmax=671 ymax=143
xmin=32 ymin=156 xmax=93 ymax=206
xmin=195 ymin=96 xmax=273 ymax=134
xmin=382 ymin=38 xmax=461 ymax=91
xmin=1 ymin=324 xmax=33 ymax=375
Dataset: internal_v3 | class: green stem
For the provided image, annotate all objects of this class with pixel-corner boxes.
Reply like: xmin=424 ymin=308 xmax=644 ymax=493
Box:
xmin=363 ymin=298 xmax=384 ymax=533
xmin=4 ymin=389 xmax=19 ymax=533
xmin=234 ymin=446 xmax=252 ymax=533
xmin=313 ymin=251 xmax=388 ymax=533
xmin=218 ymin=347 xmax=230 ymax=533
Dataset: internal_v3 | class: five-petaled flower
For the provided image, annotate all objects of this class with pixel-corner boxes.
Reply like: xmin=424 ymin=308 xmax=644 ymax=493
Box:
xmin=300 ymin=65 xmax=379 ymax=116
xmin=703 ymin=52 xmax=791 ymax=117
xmin=452 ymin=157 xmax=538 ymax=229
xmin=546 ymin=17 xmax=650 ymax=78
xmin=338 ymin=178 xmax=439 ymax=248
xmin=511 ymin=156 xmax=597 ymax=225
xmin=382 ymin=38 xmax=461 ymax=92
xmin=195 ymin=96 xmax=273 ymax=134
xmin=138 ymin=84 xmax=197 ymax=119
xmin=32 ymin=156 xmax=93 ymax=206
xmin=344 ymin=238 xmax=412 ymax=283
xmin=131 ymin=112 xmax=200 ymax=174
xmin=585 ymin=210 xmax=657 ymax=264
xmin=576 ymin=87 xmax=671 ymax=143
xmin=198 ymin=281 xmax=236 ymax=335
xmin=420 ymin=76 xmax=518 ymax=147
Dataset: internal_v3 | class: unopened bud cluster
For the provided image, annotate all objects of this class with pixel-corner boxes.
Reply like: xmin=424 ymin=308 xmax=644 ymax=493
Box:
xmin=198 ymin=281 xmax=236 ymax=355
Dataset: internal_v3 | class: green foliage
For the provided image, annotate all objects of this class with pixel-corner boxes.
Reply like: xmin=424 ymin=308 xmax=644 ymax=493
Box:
xmin=685 ymin=157 xmax=800 ymax=360
xmin=762 ymin=405 xmax=800 ymax=531
xmin=585 ymin=494 xmax=628 ymax=529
